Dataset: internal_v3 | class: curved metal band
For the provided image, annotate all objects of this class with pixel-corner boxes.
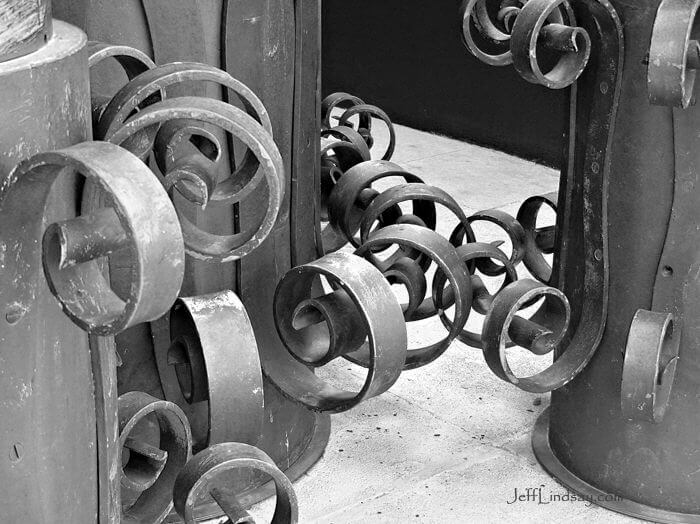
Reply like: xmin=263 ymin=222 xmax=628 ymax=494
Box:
xmin=536 ymin=0 xmax=623 ymax=391
xmin=327 ymin=160 xmax=429 ymax=249
xmin=434 ymin=242 xmax=518 ymax=348
xmin=511 ymin=0 xmax=591 ymax=89
xmin=460 ymin=0 xmax=515 ymax=66
xmin=482 ymin=280 xmax=572 ymax=392
xmin=173 ymin=442 xmax=298 ymax=524
xmin=359 ymin=183 xmax=470 ymax=247
xmin=517 ymin=191 xmax=558 ymax=283
xmin=158 ymin=291 xmax=265 ymax=449
xmin=269 ymin=252 xmax=407 ymax=412
xmin=621 ymin=310 xmax=679 ymax=423
xmin=648 ymin=0 xmax=700 ymax=108
xmin=321 ymin=92 xmax=368 ymax=130
xmin=96 ymin=61 xmax=272 ymax=138
xmin=338 ymin=103 xmax=396 ymax=160
xmin=86 ymin=41 xmax=159 ymax=131
xmin=354 ymin=224 xmax=472 ymax=369
xmin=465 ymin=208 xmax=527 ymax=276
xmin=17 ymin=142 xmax=185 ymax=336
xmin=320 ymin=126 xmax=372 ymax=165
xmin=96 ymin=61 xmax=272 ymax=190
xmin=106 ymin=97 xmax=285 ymax=262
xmin=87 ymin=41 xmax=156 ymax=78
xmin=118 ymin=391 xmax=192 ymax=524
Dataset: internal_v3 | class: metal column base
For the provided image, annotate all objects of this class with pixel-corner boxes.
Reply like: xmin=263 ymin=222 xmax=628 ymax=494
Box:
xmin=532 ymin=408 xmax=700 ymax=524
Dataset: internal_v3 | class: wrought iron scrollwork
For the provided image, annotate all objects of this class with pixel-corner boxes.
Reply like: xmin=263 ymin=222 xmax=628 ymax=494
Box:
xmin=461 ymin=0 xmax=593 ymax=89
xmin=0 ymin=141 xmax=186 ymax=336
xmin=173 ymin=443 xmax=299 ymax=524
xmin=86 ymin=60 xmax=284 ymax=263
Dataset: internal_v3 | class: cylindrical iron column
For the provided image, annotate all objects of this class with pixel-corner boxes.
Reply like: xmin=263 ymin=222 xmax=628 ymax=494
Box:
xmin=533 ymin=1 xmax=700 ymax=521
xmin=0 ymin=16 xmax=95 ymax=523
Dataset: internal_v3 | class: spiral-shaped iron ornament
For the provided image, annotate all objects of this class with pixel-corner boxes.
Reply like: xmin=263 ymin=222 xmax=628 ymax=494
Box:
xmin=461 ymin=0 xmax=593 ymax=89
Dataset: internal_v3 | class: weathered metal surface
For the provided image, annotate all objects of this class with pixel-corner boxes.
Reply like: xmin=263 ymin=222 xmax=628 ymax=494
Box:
xmin=118 ymin=391 xmax=192 ymax=523
xmin=507 ymin=0 xmax=700 ymax=520
xmin=290 ymin=0 xmax=322 ymax=267
xmin=510 ymin=0 xmax=591 ymax=89
xmin=159 ymin=291 xmax=264 ymax=450
xmin=621 ymin=310 xmax=679 ymax=423
xmin=101 ymin=93 xmax=284 ymax=262
xmin=648 ymin=0 xmax=700 ymax=108
xmin=270 ymin=252 xmax=407 ymax=412
xmin=173 ymin=443 xmax=298 ymax=524
xmin=53 ymin=3 xmax=329 ymax=522
xmin=0 ymin=0 xmax=52 ymax=63
xmin=0 ymin=21 xmax=98 ymax=523
xmin=462 ymin=0 xmax=621 ymax=393
xmin=86 ymin=41 xmax=156 ymax=129
xmin=40 ymin=142 xmax=185 ymax=335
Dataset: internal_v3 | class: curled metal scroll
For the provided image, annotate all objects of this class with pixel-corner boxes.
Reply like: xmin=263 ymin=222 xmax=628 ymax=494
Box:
xmin=648 ymin=0 xmax=700 ymax=108
xmin=434 ymin=242 xmax=519 ymax=349
xmin=86 ymin=41 xmax=157 ymax=129
xmin=156 ymin=291 xmax=265 ymax=450
xmin=105 ymin=96 xmax=284 ymax=262
xmin=118 ymin=391 xmax=192 ymax=524
xmin=354 ymin=224 xmax=472 ymax=370
xmin=173 ymin=443 xmax=298 ymax=524
xmin=269 ymin=252 xmax=407 ymax=412
xmin=517 ymin=191 xmax=558 ymax=283
xmin=486 ymin=0 xmax=623 ymax=391
xmin=461 ymin=0 xmax=594 ymax=89
xmin=321 ymin=92 xmax=396 ymax=160
xmin=0 ymin=142 xmax=186 ymax=336
xmin=482 ymin=280 xmax=572 ymax=392
xmin=95 ymin=61 xmax=273 ymax=202
xmin=621 ymin=310 xmax=679 ymax=423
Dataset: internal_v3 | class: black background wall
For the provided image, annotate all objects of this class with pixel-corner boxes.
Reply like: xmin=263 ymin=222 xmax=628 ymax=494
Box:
xmin=321 ymin=0 xmax=568 ymax=166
